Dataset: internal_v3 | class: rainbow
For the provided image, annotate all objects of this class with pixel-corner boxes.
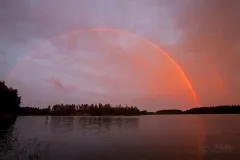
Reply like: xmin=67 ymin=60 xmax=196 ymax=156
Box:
xmin=6 ymin=27 xmax=200 ymax=106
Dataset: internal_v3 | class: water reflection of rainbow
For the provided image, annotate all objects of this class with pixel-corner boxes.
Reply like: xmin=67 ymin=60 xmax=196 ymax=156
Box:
xmin=6 ymin=28 xmax=200 ymax=106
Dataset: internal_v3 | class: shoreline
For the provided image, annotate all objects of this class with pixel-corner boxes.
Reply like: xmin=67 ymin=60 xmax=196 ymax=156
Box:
xmin=1 ymin=113 xmax=240 ymax=118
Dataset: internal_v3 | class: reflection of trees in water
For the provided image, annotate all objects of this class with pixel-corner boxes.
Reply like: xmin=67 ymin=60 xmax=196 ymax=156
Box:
xmin=45 ymin=116 xmax=49 ymax=130
xmin=77 ymin=117 xmax=139 ymax=135
xmin=0 ymin=117 xmax=17 ymax=156
xmin=50 ymin=116 xmax=75 ymax=133
xmin=0 ymin=118 xmax=46 ymax=160
xmin=48 ymin=116 xmax=139 ymax=135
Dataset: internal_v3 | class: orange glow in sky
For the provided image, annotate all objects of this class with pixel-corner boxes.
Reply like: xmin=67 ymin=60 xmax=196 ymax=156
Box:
xmin=69 ymin=28 xmax=200 ymax=106
xmin=6 ymin=28 xmax=200 ymax=110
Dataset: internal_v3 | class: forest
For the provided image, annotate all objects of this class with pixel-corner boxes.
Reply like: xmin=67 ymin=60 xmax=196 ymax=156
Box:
xmin=1 ymin=81 xmax=240 ymax=116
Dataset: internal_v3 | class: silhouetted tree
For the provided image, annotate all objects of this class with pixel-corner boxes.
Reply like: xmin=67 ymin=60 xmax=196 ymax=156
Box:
xmin=0 ymin=81 xmax=21 ymax=114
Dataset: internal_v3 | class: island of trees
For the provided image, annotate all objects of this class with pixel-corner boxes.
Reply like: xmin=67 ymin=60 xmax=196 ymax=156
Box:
xmin=155 ymin=106 xmax=240 ymax=114
xmin=1 ymin=80 xmax=240 ymax=116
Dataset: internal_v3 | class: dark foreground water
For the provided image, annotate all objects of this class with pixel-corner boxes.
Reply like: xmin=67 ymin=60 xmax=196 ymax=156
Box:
xmin=0 ymin=115 xmax=240 ymax=160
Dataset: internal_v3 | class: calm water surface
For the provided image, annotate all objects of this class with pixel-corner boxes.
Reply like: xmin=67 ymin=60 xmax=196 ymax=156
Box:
xmin=0 ymin=115 xmax=240 ymax=160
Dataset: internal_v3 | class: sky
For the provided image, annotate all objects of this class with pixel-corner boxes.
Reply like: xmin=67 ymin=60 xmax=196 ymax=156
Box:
xmin=0 ymin=0 xmax=240 ymax=111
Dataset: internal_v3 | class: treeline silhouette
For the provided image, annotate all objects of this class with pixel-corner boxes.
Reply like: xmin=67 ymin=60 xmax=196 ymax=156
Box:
xmin=19 ymin=105 xmax=240 ymax=116
xmin=156 ymin=105 xmax=240 ymax=115
xmin=50 ymin=104 xmax=141 ymax=116
xmin=18 ymin=106 xmax=51 ymax=115
xmin=19 ymin=104 xmax=141 ymax=116
xmin=156 ymin=109 xmax=183 ymax=115
xmin=0 ymin=81 xmax=21 ymax=115
xmin=184 ymin=105 xmax=240 ymax=114
xmin=1 ymin=80 xmax=240 ymax=116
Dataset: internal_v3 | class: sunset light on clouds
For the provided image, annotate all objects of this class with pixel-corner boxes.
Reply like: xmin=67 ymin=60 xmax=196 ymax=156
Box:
xmin=6 ymin=29 xmax=197 ymax=111
xmin=1 ymin=0 xmax=240 ymax=111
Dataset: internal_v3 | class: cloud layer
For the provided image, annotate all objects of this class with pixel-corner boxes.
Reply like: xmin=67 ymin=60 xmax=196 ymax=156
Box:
xmin=1 ymin=0 xmax=240 ymax=110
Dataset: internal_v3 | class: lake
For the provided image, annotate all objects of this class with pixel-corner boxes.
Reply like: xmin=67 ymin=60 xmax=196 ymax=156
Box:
xmin=0 ymin=115 xmax=240 ymax=160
